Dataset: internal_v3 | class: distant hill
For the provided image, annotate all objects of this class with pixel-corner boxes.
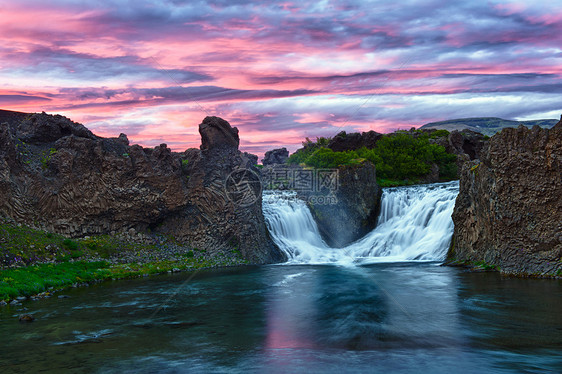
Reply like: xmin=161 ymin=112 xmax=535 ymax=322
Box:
xmin=420 ymin=117 xmax=559 ymax=136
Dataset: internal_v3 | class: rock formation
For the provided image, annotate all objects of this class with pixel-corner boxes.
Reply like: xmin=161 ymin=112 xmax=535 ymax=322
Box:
xmin=430 ymin=129 xmax=487 ymax=168
xmin=327 ymin=130 xmax=383 ymax=152
xmin=448 ymin=119 xmax=562 ymax=277
xmin=0 ymin=110 xmax=285 ymax=264
xmin=297 ymin=161 xmax=382 ymax=247
xmin=262 ymin=148 xmax=289 ymax=166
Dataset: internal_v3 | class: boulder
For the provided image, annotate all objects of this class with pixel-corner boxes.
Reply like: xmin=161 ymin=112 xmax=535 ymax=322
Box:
xmin=448 ymin=119 xmax=562 ymax=277
xmin=18 ymin=314 xmax=35 ymax=322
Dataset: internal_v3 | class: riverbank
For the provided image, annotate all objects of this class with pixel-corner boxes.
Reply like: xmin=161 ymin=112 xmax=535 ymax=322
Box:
xmin=0 ymin=220 xmax=247 ymax=302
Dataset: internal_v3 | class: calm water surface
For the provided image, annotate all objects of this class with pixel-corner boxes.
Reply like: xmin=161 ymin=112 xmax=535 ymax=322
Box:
xmin=1 ymin=263 xmax=561 ymax=373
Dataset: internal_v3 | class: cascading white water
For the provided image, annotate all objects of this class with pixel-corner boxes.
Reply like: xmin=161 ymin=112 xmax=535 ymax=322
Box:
xmin=262 ymin=181 xmax=459 ymax=265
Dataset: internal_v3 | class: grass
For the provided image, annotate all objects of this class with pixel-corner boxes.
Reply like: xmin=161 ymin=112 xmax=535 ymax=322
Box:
xmin=0 ymin=219 xmax=166 ymax=267
xmin=0 ymin=257 xmax=234 ymax=301
xmin=0 ymin=220 xmax=247 ymax=301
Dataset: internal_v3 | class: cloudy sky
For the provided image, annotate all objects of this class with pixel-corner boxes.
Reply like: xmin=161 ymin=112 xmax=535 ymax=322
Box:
xmin=1 ymin=0 xmax=561 ymax=157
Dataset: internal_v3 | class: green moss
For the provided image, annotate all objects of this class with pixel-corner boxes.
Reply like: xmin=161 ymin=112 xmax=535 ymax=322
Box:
xmin=470 ymin=163 xmax=481 ymax=174
xmin=0 ymin=255 xmax=241 ymax=301
xmin=62 ymin=239 xmax=79 ymax=251
xmin=472 ymin=260 xmax=500 ymax=271
xmin=376 ymin=179 xmax=418 ymax=187
xmin=429 ymin=129 xmax=450 ymax=138
xmin=0 ymin=221 xmax=248 ymax=301
xmin=40 ymin=148 xmax=57 ymax=170
xmin=447 ymin=234 xmax=456 ymax=258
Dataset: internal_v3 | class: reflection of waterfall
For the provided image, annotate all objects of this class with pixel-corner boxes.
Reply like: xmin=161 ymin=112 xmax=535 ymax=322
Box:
xmin=262 ymin=181 xmax=459 ymax=265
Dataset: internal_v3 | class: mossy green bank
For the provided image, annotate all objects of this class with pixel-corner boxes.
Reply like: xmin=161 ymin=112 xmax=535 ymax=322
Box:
xmin=0 ymin=220 xmax=247 ymax=302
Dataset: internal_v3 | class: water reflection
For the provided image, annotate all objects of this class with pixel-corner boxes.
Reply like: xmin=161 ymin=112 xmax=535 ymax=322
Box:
xmin=0 ymin=264 xmax=561 ymax=373
xmin=264 ymin=264 xmax=464 ymax=351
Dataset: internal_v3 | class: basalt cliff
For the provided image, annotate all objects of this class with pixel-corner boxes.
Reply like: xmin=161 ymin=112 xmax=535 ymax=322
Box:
xmin=297 ymin=162 xmax=382 ymax=248
xmin=0 ymin=110 xmax=285 ymax=264
xmin=448 ymin=119 xmax=562 ymax=276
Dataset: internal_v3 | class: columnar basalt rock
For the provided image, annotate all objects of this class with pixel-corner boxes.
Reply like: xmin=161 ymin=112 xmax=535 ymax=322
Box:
xmin=448 ymin=119 xmax=562 ymax=277
xmin=297 ymin=161 xmax=382 ymax=248
xmin=0 ymin=110 xmax=285 ymax=264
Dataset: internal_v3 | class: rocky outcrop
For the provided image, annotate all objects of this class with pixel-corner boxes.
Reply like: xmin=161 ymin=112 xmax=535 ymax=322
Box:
xmin=327 ymin=130 xmax=383 ymax=152
xmin=446 ymin=129 xmax=486 ymax=160
xmin=297 ymin=161 xmax=382 ymax=247
xmin=262 ymin=148 xmax=289 ymax=166
xmin=199 ymin=116 xmax=239 ymax=150
xmin=243 ymin=152 xmax=258 ymax=166
xmin=448 ymin=119 xmax=562 ymax=277
xmin=429 ymin=129 xmax=487 ymax=166
xmin=0 ymin=110 xmax=285 ymax=264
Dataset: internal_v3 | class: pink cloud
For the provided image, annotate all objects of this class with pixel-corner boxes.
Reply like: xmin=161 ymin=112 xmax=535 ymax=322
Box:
xmin=0 ymin=0 xmax=560 ymax=160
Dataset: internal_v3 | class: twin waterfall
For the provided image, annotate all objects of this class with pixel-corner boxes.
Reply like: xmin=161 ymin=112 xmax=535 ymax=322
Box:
xmin=262 ymin=182 xmax=459 ymax=265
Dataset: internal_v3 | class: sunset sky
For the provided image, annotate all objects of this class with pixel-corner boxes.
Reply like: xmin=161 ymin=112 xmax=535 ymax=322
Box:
xmin=1 ymin=0 xmax=561 ymax=158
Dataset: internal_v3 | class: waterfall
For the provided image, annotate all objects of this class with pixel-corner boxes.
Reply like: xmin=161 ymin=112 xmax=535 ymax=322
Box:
xmin=262 ymin=181 xmax=459 ymax=265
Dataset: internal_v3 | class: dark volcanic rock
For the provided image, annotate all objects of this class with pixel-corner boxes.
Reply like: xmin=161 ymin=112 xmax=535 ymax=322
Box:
xmin=448 ymin=119 xmax=562 ymax=277
xmin=0 ymin=111 xmax=284 ymax=264
xmin=243 ymin=152 xmax=258 ymax=166
xmin=162 ymin=117 xmax=285 ymax=263
xmin=327 ymin=130 xmax=383 ymax=152
xmin=199 ymin=116 xmax=239 ymax=150
xmin=262 ymin=148 xmax=289 ymax=166
xmin=446 ymin=129 xmax=486 ymax=161
xmin=298 ymin=161 xmax=382 ymax=247
xmin=429 ymin=128 xmax=487 ymax=169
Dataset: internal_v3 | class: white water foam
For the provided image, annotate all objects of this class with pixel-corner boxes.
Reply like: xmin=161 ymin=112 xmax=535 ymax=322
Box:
xmin=262 ymin=181 xmax=459 ymax=265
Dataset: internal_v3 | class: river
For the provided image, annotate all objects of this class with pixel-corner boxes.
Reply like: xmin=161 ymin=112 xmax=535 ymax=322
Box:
xmin=1 ymin=182 xmax=561 ymax=373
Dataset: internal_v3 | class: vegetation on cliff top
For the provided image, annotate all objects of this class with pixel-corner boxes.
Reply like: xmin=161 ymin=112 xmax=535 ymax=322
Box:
xmin=287 ymin=131 xmax=457 ymax=187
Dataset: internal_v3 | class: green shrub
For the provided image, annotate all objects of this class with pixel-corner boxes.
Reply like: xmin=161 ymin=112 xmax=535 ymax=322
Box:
xmin=303 ymin=148 xmax=361 ymax=168
xmin=62 ymin=239 xmax=79 ymax=251
xmin=289 ymin=132 xmax=458 ymax=184
xmin=287 ymin=136 xmax=332 ymax=165
xmin=429 ymin=129 xmax=450 ymax=138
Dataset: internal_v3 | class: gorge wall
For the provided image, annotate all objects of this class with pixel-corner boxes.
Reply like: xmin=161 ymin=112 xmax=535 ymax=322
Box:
xmin=262 ymin=161 xmax=382 ymax=248
xmin=0 ymin=110 xmax=285 ymax=264
xmin=448 ymin=119 xmax=562 ymax=276
xmin=298 ymin=162 xmax=382 ymax=248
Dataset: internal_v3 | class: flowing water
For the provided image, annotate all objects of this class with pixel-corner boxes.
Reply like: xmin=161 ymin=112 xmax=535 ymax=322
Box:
xmin=1 ymin=182 xmax=561 ymax=373
xmin=263 ymin=181 xmax=459 ymax=264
